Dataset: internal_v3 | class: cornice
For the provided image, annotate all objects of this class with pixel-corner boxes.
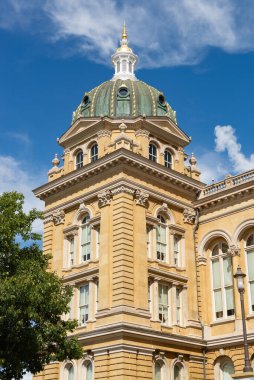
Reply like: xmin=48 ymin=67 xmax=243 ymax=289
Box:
xmin=148 ymin=266 xmax=188 ymax=284
xmin=75 ymin=322 xmax=204 ymax=348
xmin=43 ymin=179 xmax=194 ymax=221
xmin=33 ymin=148 xmax=204 ymax=201
xmin=206 ymin=332 xmax=254 ymax=349
xmin=62 ymin=265 xmax=99 ymax=284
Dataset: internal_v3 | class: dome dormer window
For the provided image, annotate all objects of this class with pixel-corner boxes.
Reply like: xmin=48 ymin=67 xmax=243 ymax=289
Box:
xmin=158 ymin=94 xmax=166 ymax=107
xmin=83 ymin=95 xmax=89 ymax=106
xmin=118 ymin=87 xmax=129 ymax=97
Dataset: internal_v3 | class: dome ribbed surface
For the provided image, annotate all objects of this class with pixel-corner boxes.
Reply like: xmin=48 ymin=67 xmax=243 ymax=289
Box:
xmin=72 ymin=79 xmax=177 ymax=125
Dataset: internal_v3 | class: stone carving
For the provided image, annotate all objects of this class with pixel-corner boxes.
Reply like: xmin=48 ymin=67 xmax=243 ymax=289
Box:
xmin=228 ymin=244 xmax=240 ymax=256
xmin=98 ymin=190 xmax=112 ymax=207
xmin=183 ymin=208 xmax=196 ymax=224
xmin=134 ymin=189 xmax=149 ymax=206
xmin=52 ymin=210 xmax=65 ymax=225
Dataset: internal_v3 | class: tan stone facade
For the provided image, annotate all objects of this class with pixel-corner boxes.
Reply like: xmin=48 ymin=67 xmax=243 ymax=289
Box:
xmin=33 ymin=34 xmax=254 ymax=380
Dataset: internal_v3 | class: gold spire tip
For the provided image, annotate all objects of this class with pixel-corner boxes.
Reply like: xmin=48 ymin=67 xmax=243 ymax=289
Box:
xmin=122 ymin=21 xmax=128 ymax=40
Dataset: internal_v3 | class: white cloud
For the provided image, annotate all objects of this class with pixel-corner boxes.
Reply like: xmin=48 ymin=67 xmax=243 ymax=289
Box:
xmin=0 ymin=155 xmax=45 ymax=233
xmin=1 ymin=0 xmax=254 ymax=68
xmin=197 ymin=125 xmax=254 ymax=184
xmin=215 ymin=125 xmax=254 ymax=172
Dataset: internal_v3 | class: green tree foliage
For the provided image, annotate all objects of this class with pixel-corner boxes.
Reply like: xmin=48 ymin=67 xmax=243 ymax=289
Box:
xmin=0 ymin=192 xmax=82 ymax=380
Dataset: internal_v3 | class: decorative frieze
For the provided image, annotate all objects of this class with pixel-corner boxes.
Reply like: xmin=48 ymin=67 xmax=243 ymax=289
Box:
xmin=111 ymin=186 xmax=135 ymax=195
xmin=134 ymin=189 xmax=149 ymax=207
xmin=183 ymin=208 xmax=196 ymax=224
xmin=135 ymin=129 xmax=150 ymax=138
xmin=98 ymin=190 xmax=112 ymax=207
xmin=97 ymin=129 xmax=112 ymax=138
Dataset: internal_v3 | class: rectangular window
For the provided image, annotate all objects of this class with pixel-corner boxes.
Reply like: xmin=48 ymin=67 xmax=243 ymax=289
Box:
xmin=212 ymin=260 xmax=223 ymax=318
xmin=174 ymin=235 xmax=180 ymax=266
xmin=156 ymin=225 xmax=167 ymax=261
xmin=79 ymin=284 xmax=89 ymax=324
xmin=247 ymin=250 xmax=254 ymax=311
xmin=176 ymin=287 xmax=181 ymax=325
xmin=81 ymin=225 xmax=91 ymax=261
xmin=223 ymin=257 xmax=234 ymax=316
xmin=146 ymin=226 xmax=151 ymax=257
xmin=158 ymin=284 xmax=169 ymax=323
xmin=69 ymin=238 xmax=74 ymax=267
xmin=96 ymin=226 xmax=100 ymax=258
xmin=148 ymin=281 xmax=151 ymax=313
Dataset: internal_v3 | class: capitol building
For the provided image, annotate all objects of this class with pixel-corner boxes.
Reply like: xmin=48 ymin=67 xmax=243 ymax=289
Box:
xmin=34 ymin=25 xmax=254 ymax=380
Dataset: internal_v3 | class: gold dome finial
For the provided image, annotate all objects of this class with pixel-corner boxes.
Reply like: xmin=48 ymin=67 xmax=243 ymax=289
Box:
xmin=122 ymin=21 xmax=128 ymax=41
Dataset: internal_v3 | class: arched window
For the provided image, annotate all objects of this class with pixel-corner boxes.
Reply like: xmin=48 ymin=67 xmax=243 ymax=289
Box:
xmin=154 ymin=361 xmax=162 ymax=380
xmin=90 ymin=143 xmax=98 ymax=162
xmin=211 ymin=242 xmax=234 ymax=319
xmin=81 ymin=215 xmax=91 ymax=262
xmin=156 ymin=215 xmax=167 ymax=261
xmin=66 ymin=364 xmax=74 ymax=380
xmin=164 ymin=150 xmax=172 ymax=169
xmin=174 ymin=363 xmax=183 ymax=380
xmin=149 ymin=143 xmax=157 ymax=162
xmin=221 ymin=361 xmax=234 ymax=380
xmin=76 ymin=151 xmax=83 ymax=169
xmin=246 ymin=232 xmax=254 ymax=312
xmin=215 ymin=358 xmax=234 ymax=380
xmin=84 ymin=362 xmax=93 ymax=380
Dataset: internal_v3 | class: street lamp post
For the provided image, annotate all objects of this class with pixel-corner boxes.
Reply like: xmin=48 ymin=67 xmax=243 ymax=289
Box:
xmin=234 ymin=265 xmax=253 ymax=373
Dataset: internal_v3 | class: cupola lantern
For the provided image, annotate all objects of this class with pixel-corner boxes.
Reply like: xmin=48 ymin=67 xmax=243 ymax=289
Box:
xmin=111 ymin=22 xmax=138 ymax=81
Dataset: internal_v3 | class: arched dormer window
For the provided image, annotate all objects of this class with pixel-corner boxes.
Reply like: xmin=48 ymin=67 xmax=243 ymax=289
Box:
xmin=90 ymin=143 xmax=98 ymax=162
xmin=245 ymin=232 xmax=254 ymax=312
xmin=81 ymin=215 xmax=91 ymax=262
xmin=211 ymin=241 xmax=234 ymax=319
xmin=149 ymin=143 xmax=157 ymax=162
xmin=156 ymin=214 xmax=167 ymax=262
xmin=164 ymin=150 xmax=172 ymax=169
xmin=76 ymin=151 xmax=83 ymax=169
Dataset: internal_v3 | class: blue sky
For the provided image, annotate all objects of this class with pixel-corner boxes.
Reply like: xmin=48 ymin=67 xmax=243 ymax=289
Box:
xmin=1 ymin=0 xmax=254 ymax=216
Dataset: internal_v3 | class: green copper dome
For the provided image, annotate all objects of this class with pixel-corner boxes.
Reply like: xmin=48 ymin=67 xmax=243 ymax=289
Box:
xmin=71 ymin=79 xmax=178 ymax=125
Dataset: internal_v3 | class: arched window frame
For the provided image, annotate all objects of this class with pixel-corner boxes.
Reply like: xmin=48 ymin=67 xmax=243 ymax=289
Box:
xmin=149 ymin=143 xmax=158 ymax=162
xmin=173 ymin=362 xmax=184 ymax=380
xmin=62 ymin=362 xmax=76 ymax=380
xmin=214 ymin=356 xmax=234 ymax=380
xmin=76 ymin=150 xmax=84 ymax=169
xmin=154 ymin=358 xmax=167 ymax=380
xmin=245 ymin=232 xmax=254 ymax=313
xmin=210 ymin=241 xmax=235 ymax=320
xmin=164 ymin=149 xmax=173 ymax=169
xmin=90 ymin=143 xmax=98 ymax=162
xmin=81 ymin=358 xmax=94 ymax=380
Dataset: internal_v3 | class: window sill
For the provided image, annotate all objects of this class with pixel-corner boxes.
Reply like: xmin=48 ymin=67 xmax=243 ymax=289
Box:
xmin=246 ymin=314 xmax=254 ymax=320
xmin=210 ymin=317 xmax=235 ymax=326
xmin=148 ymin=258 xmax=185 ymax=271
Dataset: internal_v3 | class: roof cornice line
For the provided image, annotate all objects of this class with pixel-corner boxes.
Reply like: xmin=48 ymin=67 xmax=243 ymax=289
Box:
xmin=33 ymin=148 xmax=205 ymax=200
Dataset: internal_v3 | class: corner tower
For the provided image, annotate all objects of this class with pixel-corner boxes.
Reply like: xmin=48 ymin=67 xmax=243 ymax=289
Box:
xmin=34 ymin=25 xmax=206 ymax=380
